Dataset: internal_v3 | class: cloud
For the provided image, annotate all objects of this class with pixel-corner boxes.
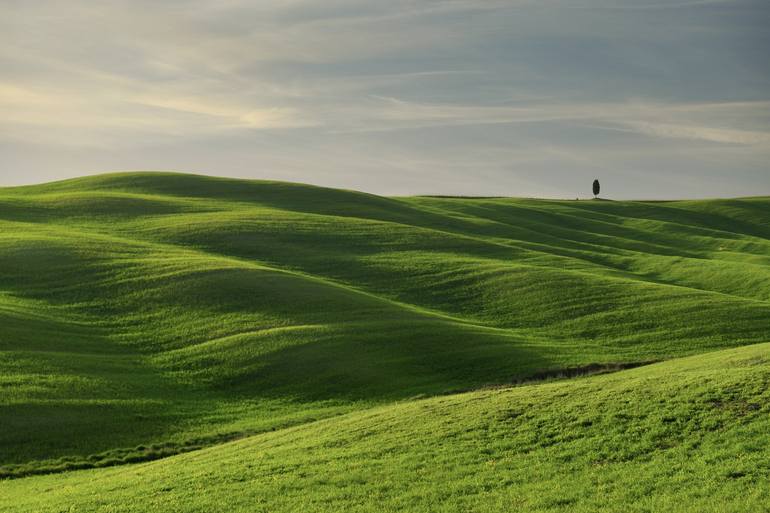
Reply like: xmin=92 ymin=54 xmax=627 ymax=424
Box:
xmin=618 ymin=121 xmax=770 ymax=145
xmin=131 ymin=95 xmax=313 ymax=129
xmin=322 ymin=96 xmax=770 ymax=148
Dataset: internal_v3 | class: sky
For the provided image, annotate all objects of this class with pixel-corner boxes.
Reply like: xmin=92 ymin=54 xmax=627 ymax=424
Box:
xmin=1 ymin=0 xmax=769 ymax=198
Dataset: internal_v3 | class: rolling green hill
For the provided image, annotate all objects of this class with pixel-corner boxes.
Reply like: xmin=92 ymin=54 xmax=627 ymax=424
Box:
xmin=2 ymin=342 xmax=769 ymax=512
xmin=0 ymin=172 xmax=768 ymax=510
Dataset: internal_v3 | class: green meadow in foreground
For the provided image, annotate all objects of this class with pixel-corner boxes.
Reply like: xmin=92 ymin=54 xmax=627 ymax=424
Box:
xmin=3 ymin=343 xmax=769 ymax=512
xmin=0 ymin=172 xmax=768 ymax=510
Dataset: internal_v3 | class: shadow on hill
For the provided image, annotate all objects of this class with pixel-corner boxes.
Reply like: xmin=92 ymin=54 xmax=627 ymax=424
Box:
xmin=563 ymin=198 xmax=770 ymax=240
xmin=210 ymin=323 xmax=552 ymax=402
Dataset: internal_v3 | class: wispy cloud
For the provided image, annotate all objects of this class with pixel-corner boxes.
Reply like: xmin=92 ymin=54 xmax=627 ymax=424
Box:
xmin=617 ymin=121 xmax=770 ymax=145
xmin=324 ymin=96 xmax=770 ymax=148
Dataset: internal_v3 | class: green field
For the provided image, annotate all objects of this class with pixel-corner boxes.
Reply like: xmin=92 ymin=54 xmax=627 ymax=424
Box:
xmin=1 ymin=172 xmax=768 ymax=511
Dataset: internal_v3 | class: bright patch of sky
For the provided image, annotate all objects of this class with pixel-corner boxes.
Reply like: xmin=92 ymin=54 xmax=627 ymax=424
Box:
xmin=1 ymin=0 xmax=769 ymax=198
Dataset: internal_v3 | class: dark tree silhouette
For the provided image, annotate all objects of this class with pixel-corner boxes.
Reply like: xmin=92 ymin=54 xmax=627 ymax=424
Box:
xmin=592 ymin=179 xmax=600 ymax=198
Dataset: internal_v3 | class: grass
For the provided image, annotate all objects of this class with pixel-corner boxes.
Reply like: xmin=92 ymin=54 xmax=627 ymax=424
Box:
xmin=0 ymin=172 xmax=768 ymax=509
xmin=2 ymin=343 xmax=768 ymax=512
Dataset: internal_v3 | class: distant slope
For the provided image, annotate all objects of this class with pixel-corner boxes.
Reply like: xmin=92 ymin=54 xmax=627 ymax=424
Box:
xmin=3 ymin=343 xmax=768 ymax=512
xmin=1 ymin=172 xmax=768 ymax=472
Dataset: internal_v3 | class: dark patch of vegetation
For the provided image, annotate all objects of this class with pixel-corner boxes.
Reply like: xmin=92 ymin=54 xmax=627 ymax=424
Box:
xmin=0 ymin=431 xmax=258 ymax=480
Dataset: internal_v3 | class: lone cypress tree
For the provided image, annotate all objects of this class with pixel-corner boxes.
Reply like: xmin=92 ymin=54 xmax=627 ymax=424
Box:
xmin=592 ymin=179 xmax=600 ymax=198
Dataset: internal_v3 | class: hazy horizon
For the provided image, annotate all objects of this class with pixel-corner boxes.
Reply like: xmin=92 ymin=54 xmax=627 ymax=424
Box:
xmin=3 ymin=170 xmax=770 ymax=202
xmin=3 ymin=1 xmax=769 ymax=199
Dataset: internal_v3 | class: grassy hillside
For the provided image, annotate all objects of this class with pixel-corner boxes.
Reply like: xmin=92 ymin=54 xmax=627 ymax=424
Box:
xmin=2 ymin=342 xmax=768 ymax=512
xmin=0 ymin=172 xmax=768 ymax=496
